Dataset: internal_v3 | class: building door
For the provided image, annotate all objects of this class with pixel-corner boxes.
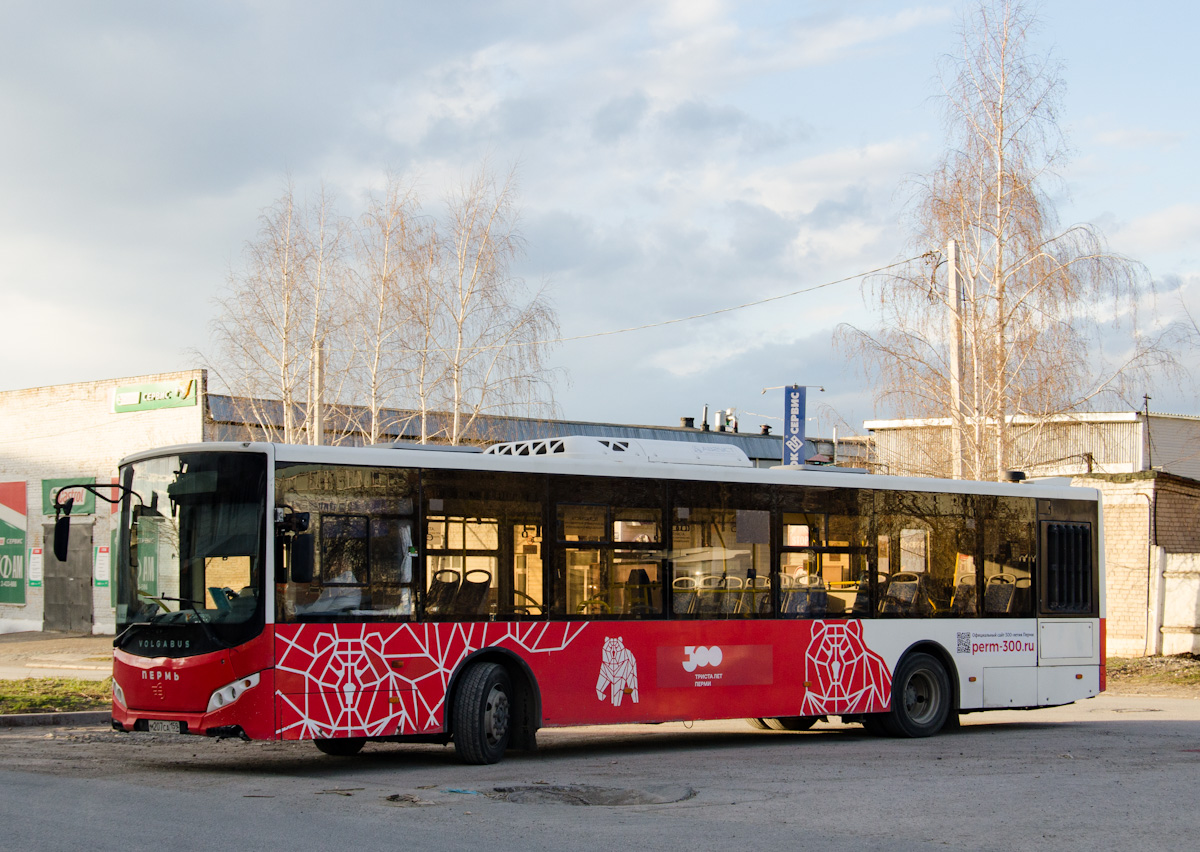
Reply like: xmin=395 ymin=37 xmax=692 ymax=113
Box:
xmin=41 ymin=522 xmax=94 ymax=632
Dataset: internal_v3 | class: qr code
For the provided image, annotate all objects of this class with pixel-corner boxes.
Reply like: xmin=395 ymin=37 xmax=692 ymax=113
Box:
xmin=957 ymin=632 xmax=971 ymax=654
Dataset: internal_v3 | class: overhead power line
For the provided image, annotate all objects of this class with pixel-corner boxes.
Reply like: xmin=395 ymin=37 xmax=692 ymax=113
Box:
xmin=529 ymin=254 xmax=926 ymax=349
xmin=323 ymin=254 xmax=926 ymax=356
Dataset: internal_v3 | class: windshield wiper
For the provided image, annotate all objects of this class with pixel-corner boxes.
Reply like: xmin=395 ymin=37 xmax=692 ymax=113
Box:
xmin=156 ymin=595 xmax=204 ymax=607
xmin=114 ymin=621 xmax=151 ymax=650
xmin=151 ymin=596 xmax=230 ymax=650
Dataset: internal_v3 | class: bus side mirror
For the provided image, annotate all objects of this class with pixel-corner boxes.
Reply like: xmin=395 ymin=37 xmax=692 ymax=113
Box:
xmin=53 ymin=516 xmax=71 ymax=562
xmin=53 ymin=498 xmax=75 ymax=562
xmin=290 ymin=534 xmax=314 ymax=584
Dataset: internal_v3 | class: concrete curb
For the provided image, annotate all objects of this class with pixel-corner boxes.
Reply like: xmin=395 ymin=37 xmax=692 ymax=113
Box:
xmin=0 ymin=710 xmax=111 ymax=729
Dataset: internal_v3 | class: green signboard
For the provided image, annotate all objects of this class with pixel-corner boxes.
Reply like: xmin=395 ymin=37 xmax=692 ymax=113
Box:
xmin=0 ymin=482 xmax=27 ymax=604
xmin=113 ymin=378 xmax=199 ymax=413
xmin=42 ymin=478 xmax=96 ymax=516
xmin=94 ymin=545 xmax=111 ymax=588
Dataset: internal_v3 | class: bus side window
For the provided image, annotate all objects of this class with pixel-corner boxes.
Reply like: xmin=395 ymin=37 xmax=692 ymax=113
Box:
xmin=274 ymin=463 xmax=417 ymax=623
xmin=424 ymin=515 xmax=499 ymax=619
xmin=983 ymin=496 xmax=1036 ymax=616
xmin=422 ymin=469 xmax=546 ymax=620
xmin=876 ymin=492 xmax=963 ymax=617
xmin=560 ymin=504 xmax=663 ymax=618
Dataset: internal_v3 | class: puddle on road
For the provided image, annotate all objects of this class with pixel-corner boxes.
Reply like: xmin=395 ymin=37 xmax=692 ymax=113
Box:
xmin=490 ymin=784 xmax=696 ymax=806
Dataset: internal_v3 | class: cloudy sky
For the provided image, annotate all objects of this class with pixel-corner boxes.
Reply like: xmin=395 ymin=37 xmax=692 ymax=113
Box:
xmin=2 ymin=0 xmax=1197 ymax=437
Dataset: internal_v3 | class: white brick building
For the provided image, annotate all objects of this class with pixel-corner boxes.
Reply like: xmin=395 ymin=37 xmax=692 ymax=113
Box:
xmin=0 ymin=370 xmax=209 ymax=634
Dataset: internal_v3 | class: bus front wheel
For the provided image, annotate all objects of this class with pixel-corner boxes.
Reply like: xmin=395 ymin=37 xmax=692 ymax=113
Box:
xmin=883 ymin=652 xmax=951 ymax=738
xmin=453 ymin=662 xmax=512 ymax=765
xmin=314 ymin=737 xmax=365 ymax=756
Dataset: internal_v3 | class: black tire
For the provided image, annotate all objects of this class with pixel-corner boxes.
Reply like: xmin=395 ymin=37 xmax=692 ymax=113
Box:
xmin=883 ymin=652 xmax=952 ymax=737
xmin=453 ymin=662 xmax=513 ymax=765
xmin=748 ymin=715 xmax=820 ymax=731
xmin=860 ymin=714 xmax=890 ymax=736
xmin=765 ymin=715 xmax=820 ymax=731
xmin=313 ymin=737 xmax=365 ymax=756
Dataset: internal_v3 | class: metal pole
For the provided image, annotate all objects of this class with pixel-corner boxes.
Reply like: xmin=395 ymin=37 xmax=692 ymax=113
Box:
xmin=948 ymin=239 xmax=965 ymax=479
xmin=312 ymin=341 xmax=324 ymax=446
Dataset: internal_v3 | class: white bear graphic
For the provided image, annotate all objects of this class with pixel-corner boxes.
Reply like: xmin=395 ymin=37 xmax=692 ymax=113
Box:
xmin=596 ymin=636 xmax=639 ymax=706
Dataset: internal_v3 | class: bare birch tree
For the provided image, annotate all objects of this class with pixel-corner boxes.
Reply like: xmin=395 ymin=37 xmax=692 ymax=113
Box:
xmin=301 ymin=184 xmax=352 ymax=445
xmin=210 ymin=182 xmax=308 ymax=443
xmin=434 ymin=165 xmax=560 ymax=445
xmin=209 ymin=164 xmax=560 ymax=446
xmin=348 ymin=173 xmax=424 ymax=444
xmin=210 ymin=181 xmax=351 ymax=444
xmin=405 ymin=225 xmax=449 ymax=443
xmin=839 ymin=0 xmax=1173 ymax=480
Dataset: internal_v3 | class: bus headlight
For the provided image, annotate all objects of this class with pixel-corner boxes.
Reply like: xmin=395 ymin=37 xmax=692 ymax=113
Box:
xmin=206 ymin=673 xmax=261 ymax=713
xmin=113 ymin=680 xmax=126 ymax=708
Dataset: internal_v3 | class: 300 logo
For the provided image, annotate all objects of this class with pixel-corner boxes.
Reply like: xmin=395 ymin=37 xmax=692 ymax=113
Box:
xmin=682 ymin=645 xmax=723 ymax=672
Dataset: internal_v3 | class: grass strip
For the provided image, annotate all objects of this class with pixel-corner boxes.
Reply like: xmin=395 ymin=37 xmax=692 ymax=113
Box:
xmin=1107 ymin=655 xmax=1200 ymax=690
xmin=0 ymin=678 xmax=113 ymax=715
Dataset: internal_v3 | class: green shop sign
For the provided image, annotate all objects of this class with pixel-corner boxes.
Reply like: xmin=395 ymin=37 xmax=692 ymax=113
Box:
xmin=43 ymin=478 xmax=96 ymax=516
xmin=0 ymin=481 xmax=27 ymax=604
xmin=113 ymin=379 xmax=199 ymax=413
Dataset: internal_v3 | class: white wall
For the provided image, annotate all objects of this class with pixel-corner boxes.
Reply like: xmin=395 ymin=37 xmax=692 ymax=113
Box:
xmin=0 ymin=370 xmax=207 ymax=634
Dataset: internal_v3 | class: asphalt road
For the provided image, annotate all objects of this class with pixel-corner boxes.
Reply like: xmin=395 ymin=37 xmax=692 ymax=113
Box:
xmin=1 ymin=692 xmax=1197 ymax=852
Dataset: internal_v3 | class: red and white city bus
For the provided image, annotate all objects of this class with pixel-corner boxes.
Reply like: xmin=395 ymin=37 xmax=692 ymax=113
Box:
xmin=82 ymin=436 xmax=1102 ymax=764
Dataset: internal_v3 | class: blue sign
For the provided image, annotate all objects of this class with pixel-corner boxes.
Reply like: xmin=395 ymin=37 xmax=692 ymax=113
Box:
xmin=783 ymin=386 xmax=806 ymax=465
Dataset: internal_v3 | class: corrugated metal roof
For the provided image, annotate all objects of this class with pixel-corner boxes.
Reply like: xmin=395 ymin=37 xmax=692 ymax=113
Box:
xmin=206 ymin=394 xmax=791 ymax=461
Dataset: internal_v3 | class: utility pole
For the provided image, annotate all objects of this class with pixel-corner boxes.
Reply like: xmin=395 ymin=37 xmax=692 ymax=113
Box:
xmin=312 ymin=340 xmax=324 ymax=446
xmin=1143 ymin=394 xmax=1153 ymax=470
xmin=947 ymin=239 xmax=965 ymax=479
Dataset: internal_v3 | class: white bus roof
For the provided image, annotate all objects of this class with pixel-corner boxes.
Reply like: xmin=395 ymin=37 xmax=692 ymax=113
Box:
xmin=120 ymin=439 xmax=1100 ymax=503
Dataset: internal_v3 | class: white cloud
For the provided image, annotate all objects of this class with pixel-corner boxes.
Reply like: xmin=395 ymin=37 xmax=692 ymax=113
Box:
xmin=2 ymin=0 xmax=1197 ymax=431
xmin=1095 ymin=128 xmax=1186 ymax=149
xmin=1114 ymin=204 xmax=1200 ymax=257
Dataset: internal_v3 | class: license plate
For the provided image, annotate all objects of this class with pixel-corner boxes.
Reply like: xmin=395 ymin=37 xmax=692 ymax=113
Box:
xmin=147 ymin=720 xmax=181 ymax=734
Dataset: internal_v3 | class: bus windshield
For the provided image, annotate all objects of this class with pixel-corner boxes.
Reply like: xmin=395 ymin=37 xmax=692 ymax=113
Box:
xmin=114 ymin=451 xmax=268 ymax=656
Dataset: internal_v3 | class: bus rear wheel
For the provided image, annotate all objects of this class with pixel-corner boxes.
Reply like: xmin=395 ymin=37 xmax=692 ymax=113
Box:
xmin=314 ymin=737 xmax=365 ymax=756
xmin=883 ymin=652 xmax=951 ymax=738
xmin=749 ymin=716 xmax=820 ymax=731
xmin=453 ymin=662 xmax=512 ymax=765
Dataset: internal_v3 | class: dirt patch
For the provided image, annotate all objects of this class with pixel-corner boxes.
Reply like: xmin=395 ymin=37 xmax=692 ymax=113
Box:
xmin=1106 ymin=654 xmax=1200 ymax=698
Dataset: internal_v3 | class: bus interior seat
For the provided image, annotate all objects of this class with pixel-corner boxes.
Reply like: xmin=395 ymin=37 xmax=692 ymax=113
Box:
xmin=879 ymin=572 xmax=922 ymax=615
xmin=747 ymin=576 xmax=771 ymax=614
xmin=1012 ymin=576 xmax=1033 ymax=614
xmin=694 ymin=575 xmax=723 ymax=616
xmin=426 ymin=569 xmax=461 ymax=614
xmin=851 ymin=572 xmax=882 ymax=615
xmin=624 ymin=568 xmax=656 ymax=614
xmin=672 ymin=575 xmax=697 ymax=615
xmin=455 ymin=569 xmax=492 ymax=615
xmin=720 ymin=576 xmax=745 ymax=615
xmin=984 ymin=573 xmax=1017 ymax=614
xmin=951 ymin=573 xmax=977 ymax=616
xmin=783 ymin=575 xmax=828 ymax=616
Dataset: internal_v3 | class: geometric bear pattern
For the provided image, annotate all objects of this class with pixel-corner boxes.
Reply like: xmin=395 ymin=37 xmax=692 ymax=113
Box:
xmin=800 ymin=620 xmax=892 ymax=716
xmin=275 ymin=622 xmax=587 ymax=739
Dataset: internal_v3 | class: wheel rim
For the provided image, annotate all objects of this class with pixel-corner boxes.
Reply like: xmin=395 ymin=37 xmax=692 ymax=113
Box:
xmin=483 ymin=684 xmax=510 ymax=747
xmin=903 ymin=669 xmax=941 ymax=725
